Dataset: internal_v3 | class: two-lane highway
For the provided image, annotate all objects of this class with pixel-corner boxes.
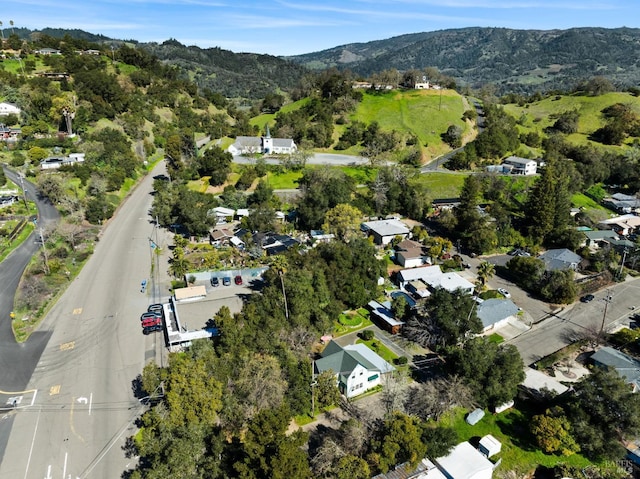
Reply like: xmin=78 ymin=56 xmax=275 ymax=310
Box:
xmin=0 ymin=162 xmax=170 ymax=479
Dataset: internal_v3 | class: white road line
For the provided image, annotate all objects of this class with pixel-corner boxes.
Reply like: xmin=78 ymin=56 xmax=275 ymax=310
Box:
xmin=88 ymin=393 xmax=93 ymax=416
xmin=63 ymin=452 xmax=68 ymax=479
xmin=30 ymin=389 xmax=38 ymax=406
xmin=24 ymin=408 xmax=41 ymax=479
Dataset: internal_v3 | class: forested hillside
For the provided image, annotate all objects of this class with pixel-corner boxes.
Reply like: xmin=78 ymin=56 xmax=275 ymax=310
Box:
xmin=288 ymin=27 xmax=640 ymax=94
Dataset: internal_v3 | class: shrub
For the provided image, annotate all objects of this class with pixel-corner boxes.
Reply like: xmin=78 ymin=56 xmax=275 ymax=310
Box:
xmin=394 ymin=356 xmax=408 ymax=365
xmin=360 ymin=329 xmax=374 ymax=341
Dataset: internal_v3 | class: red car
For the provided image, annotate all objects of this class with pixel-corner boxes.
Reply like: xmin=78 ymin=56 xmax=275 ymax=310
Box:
xmin=234 ymin=275 xmax=243 ymax=285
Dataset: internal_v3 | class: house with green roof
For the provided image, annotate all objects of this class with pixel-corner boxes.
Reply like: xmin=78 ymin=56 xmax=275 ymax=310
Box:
xmin=314 ymin=341 xmax=395 ymax=398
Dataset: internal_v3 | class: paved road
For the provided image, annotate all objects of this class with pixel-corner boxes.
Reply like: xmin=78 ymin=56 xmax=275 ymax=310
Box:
xmin=0 ymin=162 xmax=170 ymax=479
xmin=508 ymin=278 xmax=640 ymax=366
xmin=233 ymin=152 xmax=369 ymax=166
xmin=0 ymin=167 xmax=60 ymax=460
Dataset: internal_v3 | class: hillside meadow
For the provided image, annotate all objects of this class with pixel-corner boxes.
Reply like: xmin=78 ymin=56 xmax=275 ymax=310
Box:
xmin=251 ymin=89 xmax=471 ymax=161
xmin=504 ymin=91 xmax=640 ymax=150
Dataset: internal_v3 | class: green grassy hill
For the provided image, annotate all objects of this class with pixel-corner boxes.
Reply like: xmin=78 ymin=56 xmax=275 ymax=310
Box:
xmin=252 ymin=89 xmax=471 ymax=160
xmin=504 ymin=92 xmax=640 ymax=151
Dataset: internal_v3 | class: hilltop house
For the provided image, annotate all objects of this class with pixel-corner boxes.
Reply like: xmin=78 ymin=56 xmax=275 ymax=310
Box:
xmin=314 ymin=341 xmax=395 ymax=398
xmin=0 ymin=102 xmax=21 ymax=116
xmin=502 ymin=156 xmax=537 ymax=175
xmin=227 ymin=126 xmax=296 ymax=156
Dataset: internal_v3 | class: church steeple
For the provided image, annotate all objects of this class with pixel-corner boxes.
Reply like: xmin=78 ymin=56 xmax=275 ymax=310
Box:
xmin=262 ymin=125 xmax=273 ymax=154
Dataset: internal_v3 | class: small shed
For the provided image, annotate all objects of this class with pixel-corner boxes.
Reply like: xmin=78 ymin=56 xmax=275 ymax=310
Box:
xmin=479 ymin=434 xmax=502 ymax=458
xmin=465 ymin=408 xmax=485 ymax=425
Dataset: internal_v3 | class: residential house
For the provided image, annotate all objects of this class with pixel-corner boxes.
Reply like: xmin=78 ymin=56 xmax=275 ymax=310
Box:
xmin=397 ymin=265 xmax=474 ymax=295
xmin=395 ymin=239 xmax=430 ymax=268
xmin=0 ymin=102 xmax=21 ymax=116
xmin=351 ymin=81 xmax=372 ymax=89
xmin=372 ymin=441 xmax=496 ymax=479
xmin=362 ymin=219 xmax=410 ymax=245
xmin=35 ymin=48 xmax=61 ymax=55
xmin=310 ymin=230 xmax=335 ymax=244
xmin=476 ymin=298 xmax=520 ymax=332
xmin=598 ymin=214 xmax=640 ymax=237
xmin=591 ymin=347 xmax=640 ymax=392
xmin=434 ymin=441 xmax=495 ymax=479
xmin=406 ymin=280 xmax=431 ymax=299
xmin=211 ymin=206 xmax=235 ymax=224
xmin=582 ymin=230 xmax=620 ymax=250
xmin=314 ymin=341 xmax=395 ymax=398
xmin=502 ymin=156 xmax=537 ymax=175
xmin=227 ymin=127 xmax=296 ymax=155
xmin=40 ymin=153 xmax=85 ymax=170
xmin=252 ymin=232 xmax=299 ymax=256
xmin=423 ymin=271 xmax=475 ymax=295
xmin=367 ymin=300 xmax=404 ymax=334
xmin=397 ymin=265 xmax=443 ymax=290
xmin=538 ymin=248 xmax=582 ymax=271
xmin=603 ymin=193 xmax=640 ymax=214
xmin=209 ymin=227 xmax=234 ymax=246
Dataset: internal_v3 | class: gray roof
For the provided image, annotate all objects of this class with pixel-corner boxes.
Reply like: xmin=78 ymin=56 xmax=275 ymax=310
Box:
xmin=476 ymin=298 xmax=519 ymax=329
xmin=503 ymin=155 xmax=535 ymax=166
xmin=362 ymin=219 xmax=410 ymax=237
xmin=315 ymin=341 xmax=394 ymax=379
xmin=465 ymin=408 xmax=485 ymax=425
xmin=583 ymin=230 xmax=619 ymax=241
xmin=538 ymin=248 xmax=582 ymax=270
xmin=591 ymin=347 xmax=640 ymax=389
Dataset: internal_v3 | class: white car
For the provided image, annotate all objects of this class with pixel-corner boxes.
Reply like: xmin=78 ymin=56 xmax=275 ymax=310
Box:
xmin=498 ymin=288 xmax=511 ymax=298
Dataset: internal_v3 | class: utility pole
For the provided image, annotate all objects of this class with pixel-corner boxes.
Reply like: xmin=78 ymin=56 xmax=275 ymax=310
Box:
xmin=599 ymin=289 xmax=612 ymax=343
xmin=618 ymin=248 xmax=628 ymax=279
xmin=18 ymin=174 xmax=28 ymax=209
xmin=38 ymin=226 xmax=50 ymax=275
xmin=310 ymin=360 xmax=317 ymax=418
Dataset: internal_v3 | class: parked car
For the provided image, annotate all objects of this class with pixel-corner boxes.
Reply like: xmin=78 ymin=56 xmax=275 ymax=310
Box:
xmin=143 ymin=323 xmax=163 ymax=335
xmin=140 ymin=311 xmax=162 ymax=321
xmin=580 ymin=294 xmax=595 ymax=303
xmin=141 ymin=316 xmax=162 ymax=328
xmin=211 ymin=277 xmax=219 ymax=287
xmin=498 ymin=288 xmax=511 ymax=298
xmin=234 ymin=275 xmax=243 ymax=285
xmin=222 ymin=277 xmax=231 ymax=286
xmin=147 ymin=304 xmax=164 ymax=314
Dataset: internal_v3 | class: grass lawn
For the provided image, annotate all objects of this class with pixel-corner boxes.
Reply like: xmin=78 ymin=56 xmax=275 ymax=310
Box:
xmin=441 ymin=406 xmax=592 ymax=473
xmin=266 ymin=170 xmax=303 ymax=189
xmin=356 ymin=337 xmax=397 ymax=363
xmin=415 ymin=172 xmax=468 ymax=199
xmin=333 ymin=309 xmax=372 ymax=337
xmin=250 ymin=98 xmax=310 ymax=130
xmin=571 ymin=193 xmax=616 ymax=223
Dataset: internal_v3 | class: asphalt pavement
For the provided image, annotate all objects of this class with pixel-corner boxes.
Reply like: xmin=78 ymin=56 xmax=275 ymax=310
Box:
xmin=0 ymin=161 xmax=170 ymax=479
xmin=0 ymin=167 xmax=60 ymax=461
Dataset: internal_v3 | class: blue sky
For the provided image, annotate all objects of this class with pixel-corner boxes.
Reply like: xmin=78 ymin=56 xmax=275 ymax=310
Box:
xmin=7 ymin=0 xmax=640 ymax=56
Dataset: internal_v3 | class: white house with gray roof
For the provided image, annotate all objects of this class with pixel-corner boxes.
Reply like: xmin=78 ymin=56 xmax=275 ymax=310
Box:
xmin=476 ymin=298 xmax=520 ymax=332
xmin=314 ymin=341 xmax=394 ymax=398
xmin=502 ymin=156 xmax=537 ymax=175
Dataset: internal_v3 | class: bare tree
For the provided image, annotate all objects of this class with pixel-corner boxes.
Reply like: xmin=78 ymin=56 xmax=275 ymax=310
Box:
xmin=380 ymin=370 xmax=408 ymax=416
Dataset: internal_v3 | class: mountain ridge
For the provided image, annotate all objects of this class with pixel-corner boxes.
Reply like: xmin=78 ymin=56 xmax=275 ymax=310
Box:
xmin=286 ymin=26 xmax=640 ymax=94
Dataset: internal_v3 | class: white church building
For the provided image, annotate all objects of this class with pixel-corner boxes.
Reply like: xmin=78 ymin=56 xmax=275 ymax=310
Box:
xmin=227 ymin=126 xmax=296 ymax=156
